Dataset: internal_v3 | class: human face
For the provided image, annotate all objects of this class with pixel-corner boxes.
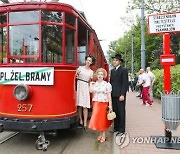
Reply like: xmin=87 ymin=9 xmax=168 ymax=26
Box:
xmin=97 ymin=71 xmax=104 ymax=81
xmin=112 ymin=58 xmax=121 ymax=67
xmin=85 ymin=57 xmax=92 ymax=66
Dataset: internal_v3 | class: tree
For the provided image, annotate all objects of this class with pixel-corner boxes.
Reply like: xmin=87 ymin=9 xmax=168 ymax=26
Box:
xmin=127 ymin=0 xmax=180 ymax=14
xmin=107 ymin=0 xmax=180 ymax=71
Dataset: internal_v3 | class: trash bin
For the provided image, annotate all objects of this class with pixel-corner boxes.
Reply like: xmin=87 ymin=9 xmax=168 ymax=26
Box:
xmin=162 ymin=94 xmax=180 ymax=131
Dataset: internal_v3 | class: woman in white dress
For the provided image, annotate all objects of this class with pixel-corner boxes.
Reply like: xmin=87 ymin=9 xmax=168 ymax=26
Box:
xmin=76 ymin=54 xmax=96 ymax=129
xmin=89 ymin=68 xmax=113 ymax=143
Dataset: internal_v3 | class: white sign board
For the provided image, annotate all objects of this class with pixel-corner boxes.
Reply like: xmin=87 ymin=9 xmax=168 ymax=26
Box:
xmin=0 ymin=67 xmax=54 ymax=85
xmin=148 ymin=12 xmax=180 ymax=34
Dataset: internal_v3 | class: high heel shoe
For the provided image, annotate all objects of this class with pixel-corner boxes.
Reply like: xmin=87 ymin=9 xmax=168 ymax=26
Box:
xmin=97 ymin=135 xmax=102 ymax=141
xmin=100 ymin=136 xmax=106 ymax=143
xmin=84 ymin=126 xmax=87 ymax=130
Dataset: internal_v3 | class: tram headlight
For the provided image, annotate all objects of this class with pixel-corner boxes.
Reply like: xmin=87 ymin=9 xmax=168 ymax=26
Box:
xmin=13 ymin=84 xmax=29 ymax=101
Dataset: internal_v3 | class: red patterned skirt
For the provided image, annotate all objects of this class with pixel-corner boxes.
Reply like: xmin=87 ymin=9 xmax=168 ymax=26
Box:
xmin=89 ymin=101 xmax=112 ymax=131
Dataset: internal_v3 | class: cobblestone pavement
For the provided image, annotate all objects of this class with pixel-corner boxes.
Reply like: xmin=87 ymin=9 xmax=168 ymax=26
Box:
xmin=113 ymin=91 xmax=180 ymax=154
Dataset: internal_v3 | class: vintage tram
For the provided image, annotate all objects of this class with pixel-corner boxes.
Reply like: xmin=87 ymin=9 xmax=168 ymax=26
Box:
xmin=0 ymin=0 xmax=108 ymax=150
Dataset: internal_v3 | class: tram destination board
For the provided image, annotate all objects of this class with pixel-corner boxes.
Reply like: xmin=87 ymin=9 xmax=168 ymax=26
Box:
xmin=0 ymin=67 xmax=54 ymax=85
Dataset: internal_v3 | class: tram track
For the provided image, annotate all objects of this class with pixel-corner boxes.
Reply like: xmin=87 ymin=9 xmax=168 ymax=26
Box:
xmin=0 ymin=132 xmax=20 ymax=144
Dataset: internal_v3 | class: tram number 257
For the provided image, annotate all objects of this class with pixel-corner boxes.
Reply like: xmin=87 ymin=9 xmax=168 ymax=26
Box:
xmin=17 ymin=104 xmax=33 ymax=112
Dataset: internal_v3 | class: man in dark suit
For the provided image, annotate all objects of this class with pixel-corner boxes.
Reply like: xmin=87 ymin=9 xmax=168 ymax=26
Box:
xmin=110 ymin=54 xmax=128 ymax=135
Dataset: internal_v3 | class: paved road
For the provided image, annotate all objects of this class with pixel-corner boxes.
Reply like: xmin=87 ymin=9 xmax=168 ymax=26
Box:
xmin=0 ymin=127 xmax=113 ymax=154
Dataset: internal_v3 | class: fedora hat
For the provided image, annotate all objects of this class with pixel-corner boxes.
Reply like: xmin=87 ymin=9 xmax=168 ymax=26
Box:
xmin=112 ymin=53 xmax=124 ymax=62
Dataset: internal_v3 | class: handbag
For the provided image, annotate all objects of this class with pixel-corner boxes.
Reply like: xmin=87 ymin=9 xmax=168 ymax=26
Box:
xmin=107 ymin=110 xmax=116 ymax=120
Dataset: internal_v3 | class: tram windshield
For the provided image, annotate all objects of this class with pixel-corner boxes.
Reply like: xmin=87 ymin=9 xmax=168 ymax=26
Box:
xmin=9 ymin=11 xmax=39 ymax=24
xmin=0 ymin=7 xmax=87 ymax=65
xmin=10 ymin=25 xmax=39 ymax=56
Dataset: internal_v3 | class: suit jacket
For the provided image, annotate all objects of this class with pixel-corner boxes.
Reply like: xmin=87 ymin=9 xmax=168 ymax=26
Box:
xmin=110 ymin=66 xmax=128 ymax=97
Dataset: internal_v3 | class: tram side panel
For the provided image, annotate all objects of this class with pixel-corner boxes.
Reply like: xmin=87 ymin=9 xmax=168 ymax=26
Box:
xmin=0 ymin=68 xmax=77 ymax=132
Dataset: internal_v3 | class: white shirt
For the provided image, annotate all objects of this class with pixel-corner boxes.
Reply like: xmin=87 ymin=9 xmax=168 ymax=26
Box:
xmin=92 ymin=81 xmax=112 ymax=102
xmin=141 ymin=73 xmax=151 ymax=87
xmin=115 ymin=65 xmax=120 ymax=70
xmin=147 ymin=71 xmax=155 ymax=83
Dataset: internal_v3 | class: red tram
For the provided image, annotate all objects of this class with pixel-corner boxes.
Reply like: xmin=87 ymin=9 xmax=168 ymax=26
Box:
xmin=0 ymin=1 xmax=108 ymax=150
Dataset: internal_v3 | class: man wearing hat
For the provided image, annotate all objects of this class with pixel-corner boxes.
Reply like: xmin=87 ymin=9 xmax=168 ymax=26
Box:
xmin=110 ymin=53 xmax=128 ymax=135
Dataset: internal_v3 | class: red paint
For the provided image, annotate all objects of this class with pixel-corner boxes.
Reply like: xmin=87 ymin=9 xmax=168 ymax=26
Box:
xmin=162 ymin=33 xmax=172 ymax=94
xmin=0 ymin=69 xmax=76 ymax=119
xmin=0 ymin=2 xmax=108 ymax=133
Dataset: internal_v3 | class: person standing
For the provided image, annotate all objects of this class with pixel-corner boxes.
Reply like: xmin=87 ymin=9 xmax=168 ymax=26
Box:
xmin=76 ymin=54 xmax=96 ymax=130
xmin=89 ymin=68 xmax=113 ymax=143
xmin=146 ymin=67 xmax=155 ymax=102
xmin=138 ymin=69 xmax=152 ymax=106
xmin=110 ymin=54 xmax=128 ymax=135
xmin=136 ymin=70 xmax=143 ymax=98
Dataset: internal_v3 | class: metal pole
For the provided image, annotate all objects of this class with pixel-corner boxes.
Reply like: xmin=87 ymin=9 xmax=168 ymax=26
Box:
xmin=141 ymin=0 xmax=146 ymax=69
xmin=131 ymin=34 xmax=134 ymax=74
xmin=125 ymin=50 xmax=127 ymax=68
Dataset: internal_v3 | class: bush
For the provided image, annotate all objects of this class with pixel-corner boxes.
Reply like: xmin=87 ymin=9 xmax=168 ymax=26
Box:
xmin=153 ymin=64 xmax=180 ymax=98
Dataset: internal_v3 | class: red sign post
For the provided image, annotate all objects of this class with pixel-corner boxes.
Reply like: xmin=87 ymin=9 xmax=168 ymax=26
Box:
xmin=160 ymin=33 xmax=176 ymax=94
xmin=148 ymin=12 xmax=178 ymax=149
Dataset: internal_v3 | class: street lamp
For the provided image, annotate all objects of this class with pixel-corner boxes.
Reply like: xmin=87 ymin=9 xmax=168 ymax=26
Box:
xmin=131 ymin=34 xmax=135 ymax=74
xmin=141 ymin=0 xmax=146 ymax=69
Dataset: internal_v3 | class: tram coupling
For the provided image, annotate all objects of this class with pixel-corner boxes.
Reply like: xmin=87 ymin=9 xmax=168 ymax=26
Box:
xmin=35 ymin=132 xmax=50 ymax=151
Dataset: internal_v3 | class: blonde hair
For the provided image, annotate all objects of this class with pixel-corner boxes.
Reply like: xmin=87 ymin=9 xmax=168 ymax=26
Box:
xmin=95 ymin=68 xmax=107 ymax=79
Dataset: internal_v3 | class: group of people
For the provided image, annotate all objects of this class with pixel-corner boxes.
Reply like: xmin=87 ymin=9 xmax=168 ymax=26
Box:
xmin=128 ymin=73 xmax=138 ymax=92
xmin=76 ymin=54 xmax=128 ymax=143
xmin=136 ymin=67 xmax=155 ymax=106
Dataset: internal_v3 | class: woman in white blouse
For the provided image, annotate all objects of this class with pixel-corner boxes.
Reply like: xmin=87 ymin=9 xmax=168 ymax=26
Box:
xmin=89 ymin=68 xmax=113 ymax=143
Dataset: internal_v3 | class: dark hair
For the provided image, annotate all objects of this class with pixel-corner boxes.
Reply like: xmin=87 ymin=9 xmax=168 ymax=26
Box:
xmin=85 ymin=54 xmax=96 ymax=66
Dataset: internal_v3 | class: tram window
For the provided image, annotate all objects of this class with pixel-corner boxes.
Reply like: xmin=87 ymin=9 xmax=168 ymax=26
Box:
xmin=0 ymin=14 xmax=7 ymax=24
xmin=9 ymin=25 xmax=39 ymax=57
xmin=42 ymin=25 xmax=62 ymax=63
xmin=65 ymin=13 xmax=75 ymax=27
xmin=77 ymin=22 xmax=89 ymax=65
xmin=42 ymin=11 xmax=63 ymax=23
xmin=9 ymin=11 xmax=39 ymax=24
xmin=65 ymin=28 xmax=75 ymax=64
xmin=0 ymin=27 xmax=7 ymax=64
xmin=78 ymin=46 xmax=86 ymax=65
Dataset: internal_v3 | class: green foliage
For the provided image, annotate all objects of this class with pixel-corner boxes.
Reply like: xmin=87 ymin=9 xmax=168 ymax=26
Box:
xmin=127 ymin=0 xmax=180 ymax=14
xmin=153 ymin=64 xmax=180 ymax=98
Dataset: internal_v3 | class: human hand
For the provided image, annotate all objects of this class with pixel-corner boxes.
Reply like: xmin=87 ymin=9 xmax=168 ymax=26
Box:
xmin=119 ymin=95 xmax=124 ymax=101
xmin=108 ymin=106 xmax=112 ymax=111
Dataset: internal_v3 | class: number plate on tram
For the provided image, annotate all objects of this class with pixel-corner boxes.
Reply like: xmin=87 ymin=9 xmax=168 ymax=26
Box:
xmin=17 ymin=104 xmax=33 ymax=112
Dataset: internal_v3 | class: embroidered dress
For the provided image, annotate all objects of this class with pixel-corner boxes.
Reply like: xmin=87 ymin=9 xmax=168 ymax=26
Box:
xmin=89 ymin=81 xmax=113 ymax=131
xmin=76 ymin=66 xmax=93 ymax=108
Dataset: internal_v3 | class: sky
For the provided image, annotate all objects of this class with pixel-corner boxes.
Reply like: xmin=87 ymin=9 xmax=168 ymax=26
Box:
xmin=1 ymin=0 xmax=131 ymax=55
xmin=59 ymin=0 xmax=130 ymax=55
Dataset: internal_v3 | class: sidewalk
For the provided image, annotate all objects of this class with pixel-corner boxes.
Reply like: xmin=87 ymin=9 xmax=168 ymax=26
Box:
xmin=113 ymin=91 xmax=180 ymax=154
